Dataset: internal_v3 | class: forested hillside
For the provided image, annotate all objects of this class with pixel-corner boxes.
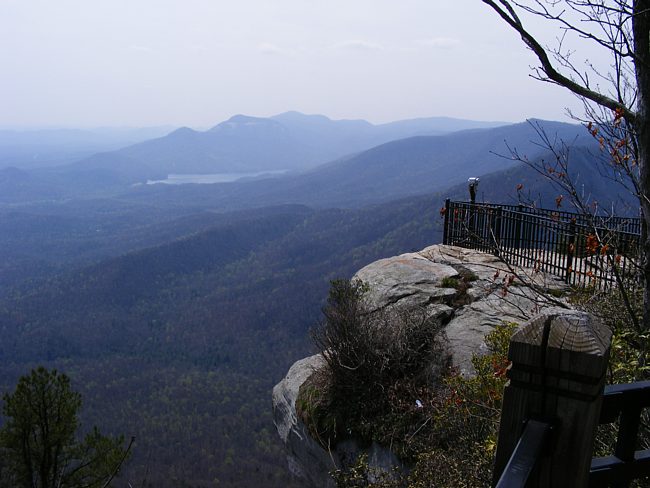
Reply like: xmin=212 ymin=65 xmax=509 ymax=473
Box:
xmin=0 ymin=195 xmax=444 ymax=486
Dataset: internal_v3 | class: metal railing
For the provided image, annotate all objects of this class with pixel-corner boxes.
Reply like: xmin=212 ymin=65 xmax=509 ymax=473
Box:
xmin=494 ymin=420 xmax=553 ymax=488
xmin=442 ymin=199 xmax=641 ymax=290
xmin=590 ymin=381 xmax=650 ymax=487
xmin=495 ymin=382 xmax=650 ymax=488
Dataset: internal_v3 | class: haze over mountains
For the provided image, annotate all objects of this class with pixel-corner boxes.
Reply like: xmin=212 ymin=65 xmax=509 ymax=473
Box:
xmin=0 ymin=112 xmax=507 ymax=204
xmin=85 ymin=111 xmax=508 ymax=176
xmin=120 ymin=118 xmax=595 ymax=211
xmin=0 ymin=126 xmax=174 ymax=170
xmin=0 ymin=112 xmax=632 ymax=487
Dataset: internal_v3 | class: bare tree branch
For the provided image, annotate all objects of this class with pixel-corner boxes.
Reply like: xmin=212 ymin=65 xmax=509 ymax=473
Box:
xmin=481 ymin=0 xmax=638 ymax=122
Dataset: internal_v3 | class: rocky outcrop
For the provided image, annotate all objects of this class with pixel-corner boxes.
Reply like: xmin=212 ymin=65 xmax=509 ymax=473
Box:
xmin=272 ymin=355 xmax=404 ymax=487
xmin=357 ymin=244 xmax=567 ymax=373
xmin=273 ymin=244 xmax=569 ymax=487
xmin=272 ymin=355 xmax=333 ymax=486
xmin=273 ymin=363 xmax=419 ymax=485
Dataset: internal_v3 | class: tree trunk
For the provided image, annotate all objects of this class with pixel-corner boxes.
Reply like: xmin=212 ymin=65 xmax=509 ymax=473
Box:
xmin=634 ymin=1 xmax=650 ymax=333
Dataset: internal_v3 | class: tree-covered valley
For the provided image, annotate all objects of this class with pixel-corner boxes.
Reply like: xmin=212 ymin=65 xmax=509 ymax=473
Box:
xmin=0 ymin=116 xmax=632 ymax=486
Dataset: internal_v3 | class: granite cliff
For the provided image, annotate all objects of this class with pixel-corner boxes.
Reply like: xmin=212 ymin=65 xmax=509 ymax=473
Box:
xmin=273 ymin=244 xmax=568 ymax=487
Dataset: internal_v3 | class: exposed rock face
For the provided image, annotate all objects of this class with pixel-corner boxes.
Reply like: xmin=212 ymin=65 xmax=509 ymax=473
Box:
xmin=273 ymin=244 xmax=569 ymax=487
xmin=272 ymin=355 xmax=333 ymax=487
xmin=272 ymin=355 xmax=404 ymax=487
xmin=354 ymin=252 xmax=458 ymax=313
xmin=358 ymin=244 xmax=567 ymax=373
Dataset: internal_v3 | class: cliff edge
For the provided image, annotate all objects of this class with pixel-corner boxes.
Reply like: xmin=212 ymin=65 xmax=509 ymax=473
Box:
xmin=273 ymin=244 xmax=567 ymax=487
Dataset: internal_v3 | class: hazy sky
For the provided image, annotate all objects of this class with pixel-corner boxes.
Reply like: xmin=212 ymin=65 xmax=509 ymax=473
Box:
xmin=1 ymin=0 xmax=612 ymax=128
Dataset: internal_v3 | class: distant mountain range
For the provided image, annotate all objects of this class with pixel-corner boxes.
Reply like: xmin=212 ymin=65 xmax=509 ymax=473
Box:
xmin=123 ymin=119 xmax=594 ymax=210
xmin=0 ymin=118 xmax=595 ymax=208
xmin=59 ymin=112 xmax=508 ymax=178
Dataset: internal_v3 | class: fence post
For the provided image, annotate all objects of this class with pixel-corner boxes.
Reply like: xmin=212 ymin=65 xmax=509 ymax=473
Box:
xmin=514 ymin=204 xmax=523 ymax=250
xmin=442 ymin=198 xmax=450 ymax=245
xmin=566 ymin=218 xmax=577 ymax=284
xmin=493 ymin=206 xmax=503 ymax=257
xmin=492 ymin=308 xmax=611 ymax=488
xmin=468 ymin=202 xmax=476 ymax=246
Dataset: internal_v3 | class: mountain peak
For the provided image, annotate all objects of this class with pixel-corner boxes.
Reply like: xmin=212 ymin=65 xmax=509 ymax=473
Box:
xmin=272 ymin=111 xmax=331 ymax=122
xmin=228 ymin=114 xmax=267 ymax=123
xmin=209 ymin=114 xmax=282 ymax=132
xmin=271 ymin=111 xmax=374 ymax=128
xmin=169 ymin=126 xmax=197 ymax=135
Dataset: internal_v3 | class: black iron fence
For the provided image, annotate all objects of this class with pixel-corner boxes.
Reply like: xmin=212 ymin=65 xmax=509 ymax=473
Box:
xmin=590 ymin=381 xmax=650 ymax=487
xmin=442 ymin=199 xmax=641 ymax=290
xmin=495 ymin=382 xmax=650 ymax=488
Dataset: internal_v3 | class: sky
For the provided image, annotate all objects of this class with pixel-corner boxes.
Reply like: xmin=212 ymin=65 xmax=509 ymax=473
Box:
xmin=0 ymin=0 xmax=613 ymax=129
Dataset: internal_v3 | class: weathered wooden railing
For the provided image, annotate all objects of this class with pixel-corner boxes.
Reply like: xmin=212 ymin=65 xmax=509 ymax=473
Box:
xmin=442 ymin=200 xmax=641 ymax=290
xmin=492 ymin=309 xmax=650 ymax=487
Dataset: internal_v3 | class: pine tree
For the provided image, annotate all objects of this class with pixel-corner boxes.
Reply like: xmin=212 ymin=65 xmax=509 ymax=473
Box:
xmin=0 ymin=367 xmax=131 ymax=488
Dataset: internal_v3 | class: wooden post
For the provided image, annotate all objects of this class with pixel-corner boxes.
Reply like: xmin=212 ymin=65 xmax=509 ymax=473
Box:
xmin=492 ymin=308 xmax=612 ymax=488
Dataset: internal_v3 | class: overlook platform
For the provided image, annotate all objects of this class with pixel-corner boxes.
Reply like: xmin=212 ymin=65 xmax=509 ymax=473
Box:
xmin=442 ymin=200 xmax=641 ymax=290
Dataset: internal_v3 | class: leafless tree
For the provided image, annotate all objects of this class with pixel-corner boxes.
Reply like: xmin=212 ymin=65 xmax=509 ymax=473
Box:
xmin=481 ymin=0 xmax=650 ymax=330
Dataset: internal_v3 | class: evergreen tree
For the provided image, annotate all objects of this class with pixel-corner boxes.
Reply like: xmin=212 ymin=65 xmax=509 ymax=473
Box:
xmin=0 ymin=367 xmax=131 ymax=488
